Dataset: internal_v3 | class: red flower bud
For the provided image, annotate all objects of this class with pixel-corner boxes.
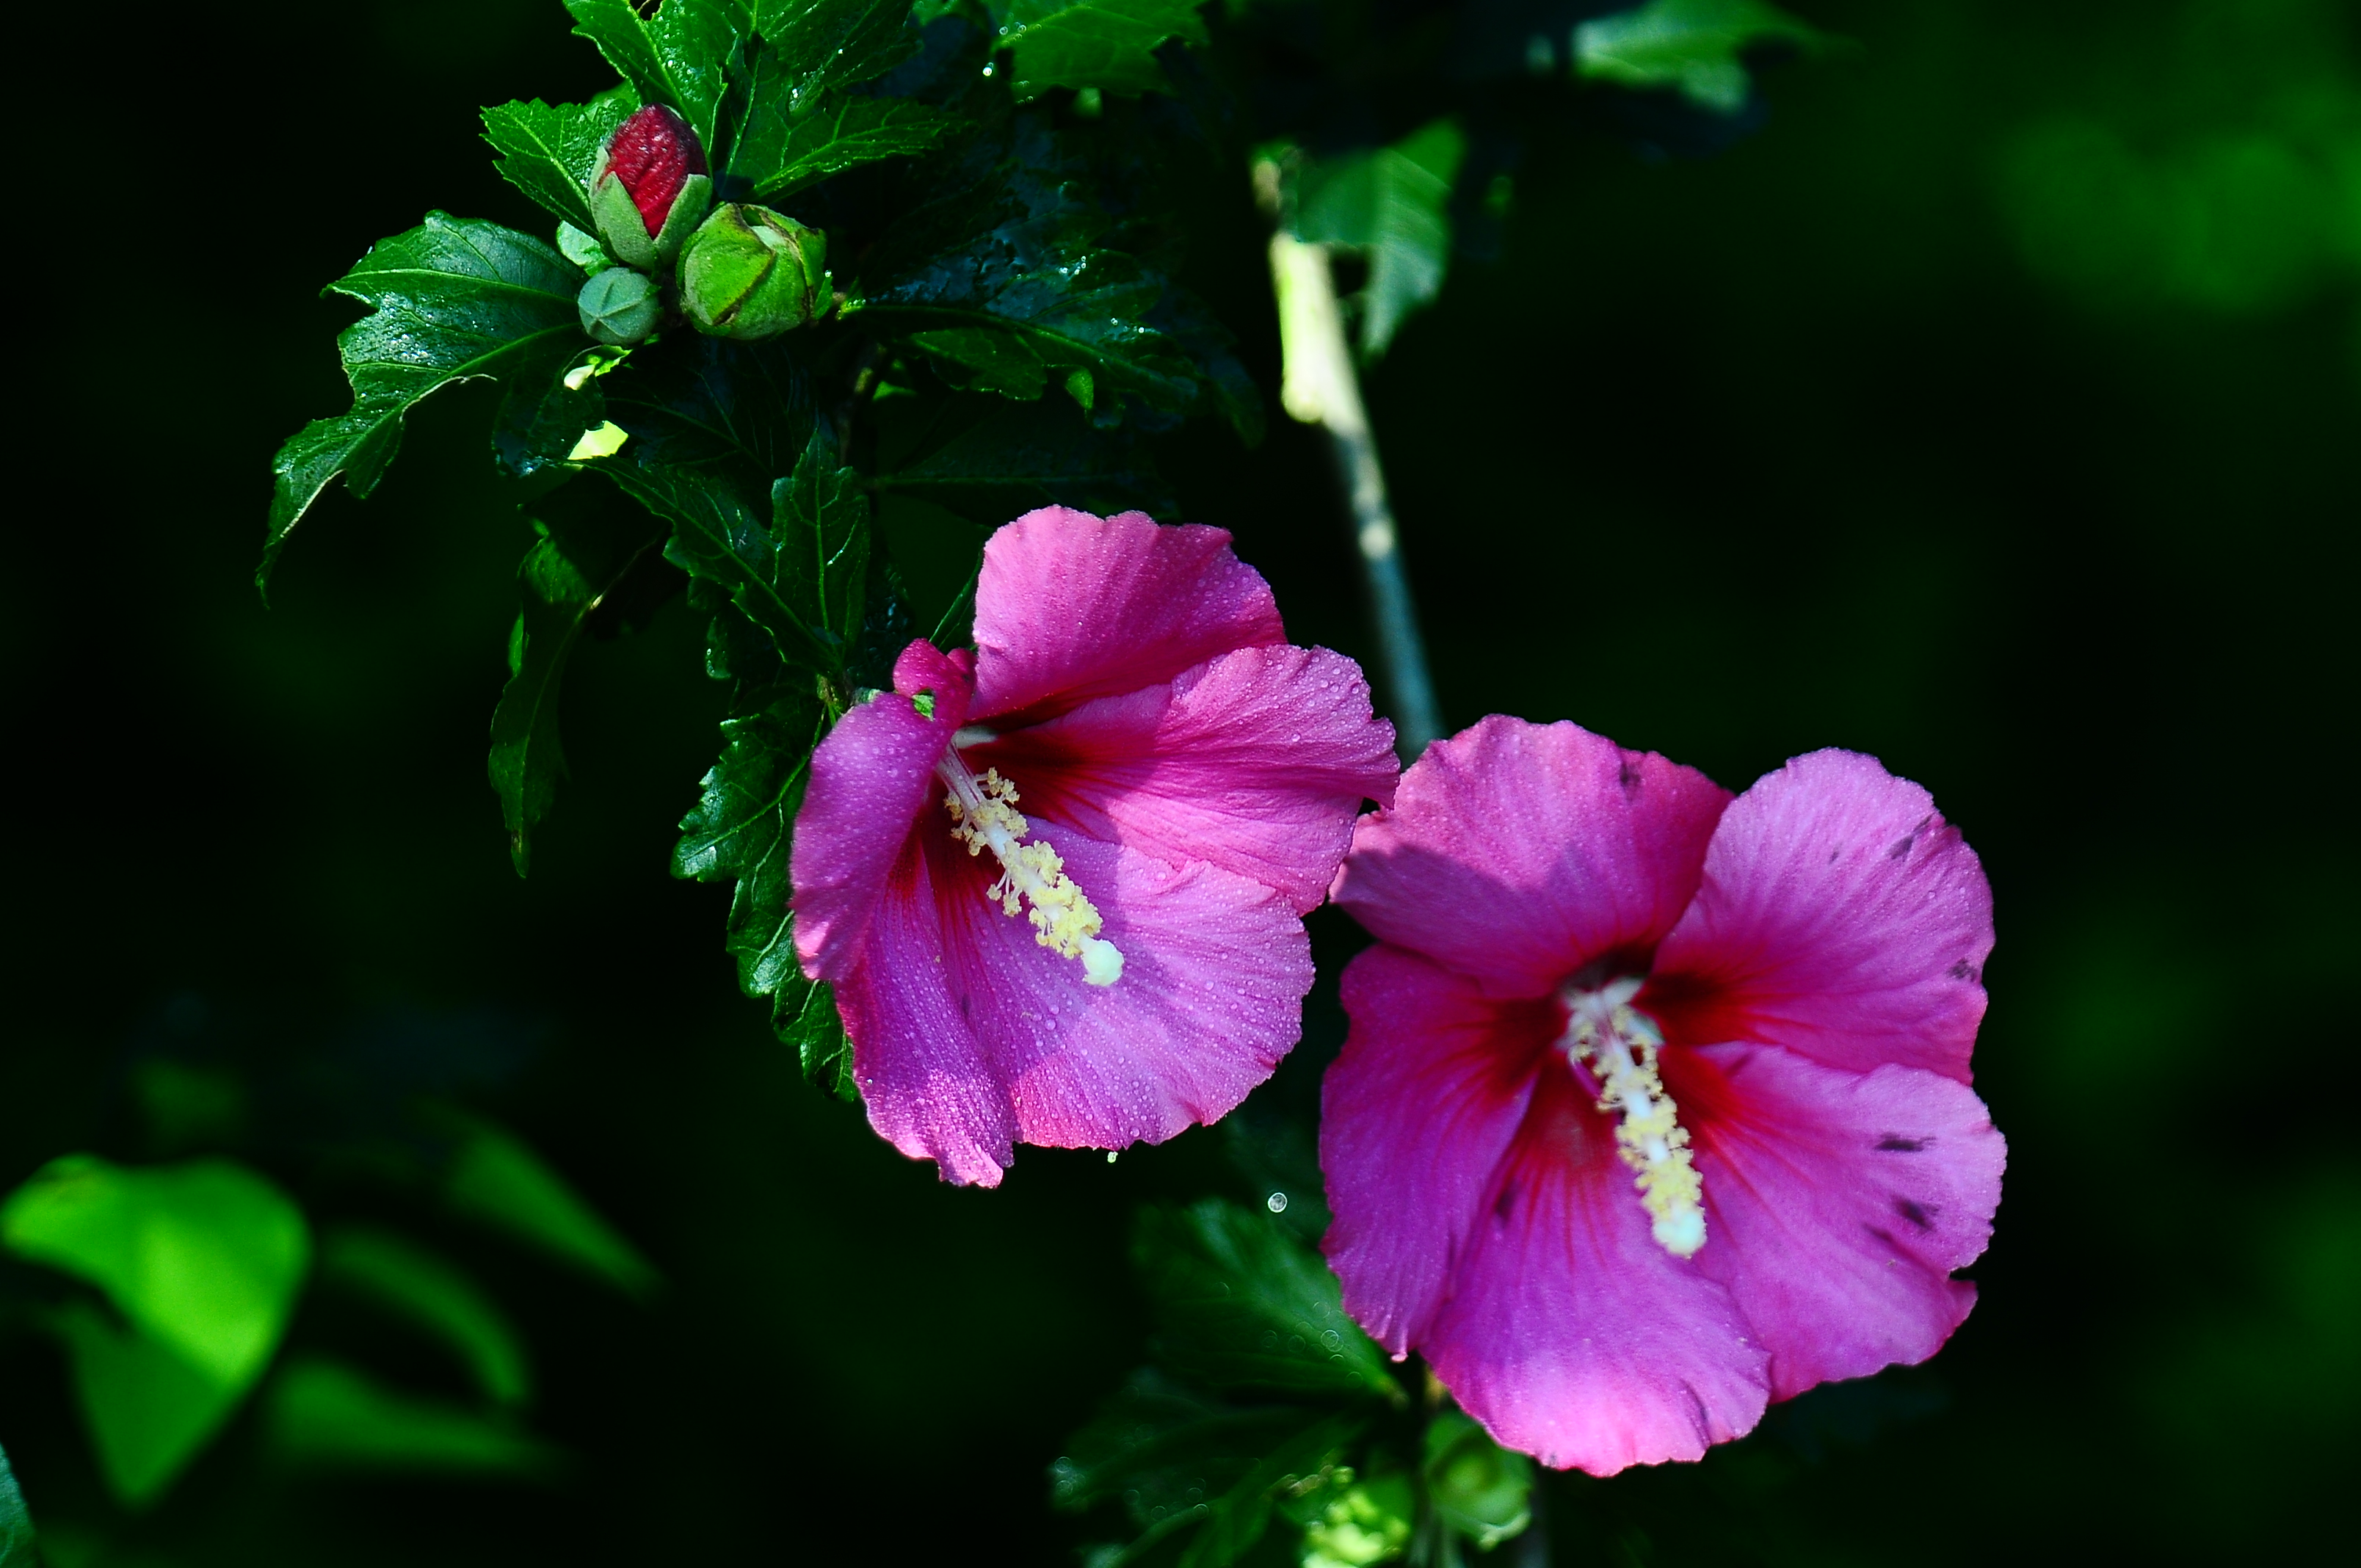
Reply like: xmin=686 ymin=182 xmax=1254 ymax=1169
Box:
xmin=587 ymin=105 xmax=713 ymax=271
xmin=605 ymin=106 xmax=708 ymax=236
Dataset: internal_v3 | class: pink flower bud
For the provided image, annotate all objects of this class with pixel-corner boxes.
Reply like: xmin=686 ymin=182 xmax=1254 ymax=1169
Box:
xmin=587 ymin=105 xmax=713 ymax=271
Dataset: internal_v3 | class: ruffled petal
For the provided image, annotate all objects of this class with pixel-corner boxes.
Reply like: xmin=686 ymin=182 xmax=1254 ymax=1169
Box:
xmin=838 ymin=813 xmax=1313 ymax=1184
xmin=790 ymin=643 xmax=974 ymax=982
xmin=969 ymin=509 xmax=1285 ymax=726
xmin=965 ymin=822 xmax=1312 ymax=1153
xmin=1644 ymin=750 xmax=1993 ymax=1084
xmin=971 ymin=645 xmax=1399 ymax=915
xmin=1669 ymin=1042 xmax=2005 ymax=1399
xmin=837 ymin=832 xmax=1019 ymax=1188
xmin=1425 ymin=1061 xmax=1770 ymax=1475
xmin=1334 ymin=716 xmax=1731 ymax=998
xmin=1321 ymin=945 xmax=1558 ymax=1354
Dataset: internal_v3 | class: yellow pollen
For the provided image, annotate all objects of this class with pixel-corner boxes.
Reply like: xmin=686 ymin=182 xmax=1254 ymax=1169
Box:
xmin=1563 ymin=976 xmax=1705 ymax=1257
xmin=938 ymin=755 xmax=1123 ymax=985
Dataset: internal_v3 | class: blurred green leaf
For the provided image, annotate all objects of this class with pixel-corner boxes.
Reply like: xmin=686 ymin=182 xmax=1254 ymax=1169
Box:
xmin=262 ymin=214 xmax=584 ymax=592
xmin=53 ymin=1302 xmax=244 ymax=1509
xmin=131 ymin=1061 xmax=248 ymax=1157
xmin=320 ymin=1225 xmax=532 ymax=1408
xmin=1421 ymin=1407 xmax=1531 ymax=1549
xmin=1136 ymin=1201 xmax=1402 ymax=1405
xmin=0 ymin=1442 xmax=35 ymax=1568
xmin=481 ymin=87 xmax=640 ymax=233
xmin=1575 ymin=0 xmax=1821 ymax=115
xmin=440 ymin=1119 xmax=659 ymax=1298
xmin=1294 ymin=1470 xmax=1412 ymax=1568
xmin=1175 ymin=1410 xmax=1366 ymax=1568
xmin=1051 ymin=1372 xmax=1313 ymax=1518
xmin=988 ymin=0 xmax=1210 ymax=100
xmin=2 ymin=1156 xmax=310 ymax=1391
xmin=490 ymin=487 xmax=670 ymax=876
xmin=1292 ymin=120 xmax=1466 ymax=359
xmin=266 ymin=1357 xmax=558 ymax=1476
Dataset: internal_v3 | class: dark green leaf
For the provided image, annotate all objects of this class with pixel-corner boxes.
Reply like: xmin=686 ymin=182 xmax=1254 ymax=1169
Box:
xmin=263 ymin=214 xmax=584 ymax=592
xmin=851 ymin=134 xmax=1207 ymax=424
xmin=1293 ymin=120 xmax=1466 ymax=357
xmin=1175 ymin=1409 xmax=1366 ymax=1568
xmin=489 ymin=485 xmax=668 ymax=876
xmin=481 ymin=86 xmax=640 ymax=233
xmin=0 ymin=1443 xmax=35 ymax=1568
xmin=1051 ymin=1373 xmax=1312 ymax=1517
xmin=990 ymin=0 xmax=1209 ymax=100
xmin=873 ymin=396 xmax=1175 ymax=518
xmin=1575 ymin=0 xmax=1824 ymax=115
xmin=1136 ymin=1200 xmax=1402 ymax=1404
xmin=493 ymin=344 xmax=630 ymax=479
xmin=780 ymin=978 xmax=857 ymax=1100
xmin=54 ymin=1302 xmax=247 ymax=1508
xmin=319 ymin=1225 xmax=532 ymax=1407
xmin=773 ymin=427 xmax=874 ymax=648
xmin=674 ymin=701 xmax=819 ymax=1000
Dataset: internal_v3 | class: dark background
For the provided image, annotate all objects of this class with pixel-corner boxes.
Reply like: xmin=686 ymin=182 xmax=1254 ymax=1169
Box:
xmin=9 ymin=0 xmax=2355 ymax=1561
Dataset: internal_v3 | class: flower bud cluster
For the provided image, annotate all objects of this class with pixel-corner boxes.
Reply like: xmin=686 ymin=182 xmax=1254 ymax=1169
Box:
xmin=567 ymin=105 xmax=832 ymax=349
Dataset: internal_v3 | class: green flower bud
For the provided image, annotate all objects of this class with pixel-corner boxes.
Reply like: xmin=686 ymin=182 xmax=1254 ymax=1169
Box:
xmin=679 ymin=204 xmax=830 ymax=341
xmin=578 ymin=266 xmax=661 ymax=346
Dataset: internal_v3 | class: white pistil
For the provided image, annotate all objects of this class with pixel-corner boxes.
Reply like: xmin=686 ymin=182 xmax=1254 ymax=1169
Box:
xmin=1562 ymin=976 xmax=1705 ymax=1257
xmin=937 ymin=752 xmax=1123 ymax=985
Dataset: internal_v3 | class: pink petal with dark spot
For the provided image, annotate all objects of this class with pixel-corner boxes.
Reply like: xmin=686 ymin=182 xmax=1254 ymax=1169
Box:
xmin=1644 ymin=749 xmax=1993 ymax=1084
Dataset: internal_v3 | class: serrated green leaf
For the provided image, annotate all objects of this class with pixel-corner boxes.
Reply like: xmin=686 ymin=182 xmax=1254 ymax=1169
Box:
xmin=773 ymin=428 xmax=873 ymax=647
xmin=319 ymin=1225 xmax=532 ymax=1407
xmin=609 ymin=460 xmax=841 ymax=669
xmin=565 ymin=0 xmax=686 ymax=120
xmin=266 ymin=1357 xmax=559 ymax=1475
xmin=754 ymin=0 xmax=920 ymax=98
xmin=1575 ymin=0 xmax=1821 ymax=115
xmin=494 ymin=344 xmax=629 ymax=479
xmin=674 ymin=700 xmax=822 ymax=998
xmin=490 ymin=486 xmax=668 ymax=876
xmin=739 ymin=92 xmax=957 ymax=200
xmin=0 ymin=1443 xmax=35 ymax=1567
xmin=481 ymin=86 xmax=640 ymax=233
xmin=263 ymin=214 xmax=584 ymax=592
xmin=1294 ymin=119 xmax=1466 ymax=358
xmin=780 ymin=978 xmax=858 ymax=1100
xmin=852 ymin=137 xmax=1209 ymax=424
xmin=991 ymin=0 xmax=1209 ymax=100
xmin=1136 ymin=1200 xmax=1402 ymax=1405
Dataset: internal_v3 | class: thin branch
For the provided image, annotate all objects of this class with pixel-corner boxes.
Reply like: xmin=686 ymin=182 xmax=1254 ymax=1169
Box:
xmin=1268 ymin=228 xmax=1443 ymax=760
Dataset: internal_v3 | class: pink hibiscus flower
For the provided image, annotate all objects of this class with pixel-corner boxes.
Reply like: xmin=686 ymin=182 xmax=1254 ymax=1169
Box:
xmin=1321 ymin=716 xmax=2004 ymax=1473
xmin=792 ymin=507 xmax=1399 ymax=1186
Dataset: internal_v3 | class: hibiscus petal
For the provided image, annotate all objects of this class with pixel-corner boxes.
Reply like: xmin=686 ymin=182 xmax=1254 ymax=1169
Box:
xmin=1646 ymin=749 xmax=1993 ymax=1083
xmin=1334 ymin=716 xmax=1731 ymax=997
xmin=1321 ymin=945 xmax=1556 ymax=1354
xmin=1671 ymin=1042 xmax=2005 ymax=1400
xmin=837 ymin=831 xmax=1020 ymax=1188
xmin=838 ymin=816 xmax=1314 ymax=1185
xmin=973 ymin=645 xmax=1399 ymax=915
xmin=964 ymin=824 xmax=1313 ymax=1154
xmin=791 ymin=643 xmax=973 ymax=982
xmin=969 ymin=509 xmax=1285 ymax=726
xmin=1426 ymin=1063 xmax=1770 ymax=1475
